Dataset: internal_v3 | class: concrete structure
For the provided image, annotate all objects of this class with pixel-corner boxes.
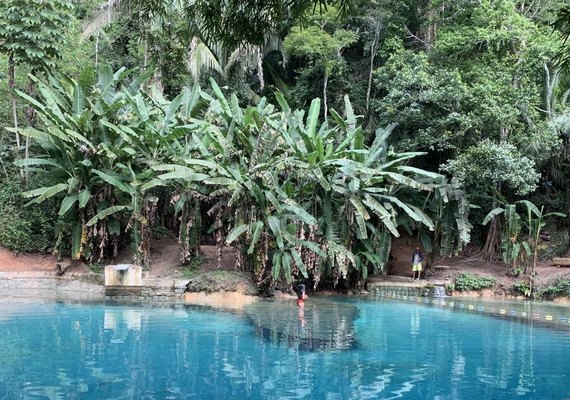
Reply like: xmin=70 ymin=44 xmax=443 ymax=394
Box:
xmin=104 ymin=264 xmax=142 ymax=286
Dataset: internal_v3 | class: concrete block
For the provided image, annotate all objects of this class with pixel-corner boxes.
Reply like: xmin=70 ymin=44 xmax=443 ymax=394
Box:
xmin=104 ymin=264 xmax=142 ymax=286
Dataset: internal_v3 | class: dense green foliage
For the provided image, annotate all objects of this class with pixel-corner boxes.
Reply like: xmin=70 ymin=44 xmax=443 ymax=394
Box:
xmin=0 ymin=0 xmax=569 ymax=290
xmin=0 ymin=0 xmax=72 ymax=70
xmin=11 ymin=66 xmax=445 ymax=290
xmin=542 ymin=278 xmax=570 ymax=300
xmin=453 ymin=273 xmax=496 ymax=292
xmin=0 ymin=176 xmax=57 ymax=253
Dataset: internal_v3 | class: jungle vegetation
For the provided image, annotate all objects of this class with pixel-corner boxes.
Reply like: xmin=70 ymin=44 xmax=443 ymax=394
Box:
xmin=0 ymin=0 xmax=569 ymax=293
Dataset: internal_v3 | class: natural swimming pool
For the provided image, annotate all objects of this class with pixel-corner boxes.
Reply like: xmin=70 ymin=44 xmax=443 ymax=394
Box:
xmin=0 ymin=295 xmax=568 ymax=399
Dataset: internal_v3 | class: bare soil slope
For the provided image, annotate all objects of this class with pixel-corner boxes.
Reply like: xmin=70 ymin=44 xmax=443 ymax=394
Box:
xmin=0 ymin=237 xmax=568 ymax=291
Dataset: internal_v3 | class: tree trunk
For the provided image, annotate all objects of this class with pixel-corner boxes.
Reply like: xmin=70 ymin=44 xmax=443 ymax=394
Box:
xmin=95 ymin=31 xmax=100 ymax=68
xmin=24 ymin=77 xmax=36 ymax=183
xmin=8 ymin=55 xmax=20 ymax=151
xmin=482 ymin=186 xmax=502 ymax=262
xmin=366 ymin=20 xmax=380 ymax=113
xmin=323 ymin=72 xmax=329 ymax=120
xmin=482 ymin=215 xmax=500 ymax=261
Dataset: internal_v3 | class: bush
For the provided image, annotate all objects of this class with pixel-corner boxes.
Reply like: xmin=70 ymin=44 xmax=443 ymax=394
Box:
xmin=542 ymin=279 xmax=570 ymax=300
xmin=513 ymin=280 xmax=532 ymax=297
xmin=454 ymin=272 xmax=496 ymax=292
xmin=0 ymin=175 xmax=58 ymax=253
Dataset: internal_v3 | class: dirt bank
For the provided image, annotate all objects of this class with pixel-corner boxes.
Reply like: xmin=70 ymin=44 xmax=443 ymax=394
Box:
xmin=1 ymin=237 xmax=569 ymax=301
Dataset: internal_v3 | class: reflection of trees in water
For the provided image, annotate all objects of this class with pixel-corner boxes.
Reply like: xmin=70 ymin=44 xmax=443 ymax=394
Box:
xmin=245 ymin=299 xmax=358 ymax=352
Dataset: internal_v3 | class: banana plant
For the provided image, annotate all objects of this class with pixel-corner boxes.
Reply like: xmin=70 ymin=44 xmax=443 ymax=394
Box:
xmin=275 ymin=94 xmax=439 ymax=284
xmin=483 ymin=200 xmax=566 ymax=276
xmin=10 ymin=66 xmax=130 ymax=261
xmin=411 ymin=179 xmax=475 ymax=270
xmin=186 ymin=80 xmax=321 ymax=284
xmin=518 ymin=200 xmax=566 ymax=276
xmin=10 ymin=65 xmax=166 ymax=264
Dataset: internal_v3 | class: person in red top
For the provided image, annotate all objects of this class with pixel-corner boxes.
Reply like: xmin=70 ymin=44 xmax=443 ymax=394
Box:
xmin=296 ymin=284 xmax=308 ymax=307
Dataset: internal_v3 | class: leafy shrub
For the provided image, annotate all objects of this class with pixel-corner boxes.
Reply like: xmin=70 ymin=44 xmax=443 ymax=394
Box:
xmin=181 ymin=255 xmax=206 ymax=279
xmin=0 ymin=175 xmax=58 ymax=253
xmin=454 ymin=273 xmax=496 ymax=292
xmin=513 ymin=280 xmax=532 ymax=297
xmin=88 ymin=263 xmax=104 ymax=274
xmin=542 ymin=279 xmax=570 ymax=300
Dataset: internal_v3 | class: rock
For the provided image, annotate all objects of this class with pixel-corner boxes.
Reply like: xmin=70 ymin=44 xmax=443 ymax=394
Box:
xmin=553 ymin=258 xmax=570 ymax=267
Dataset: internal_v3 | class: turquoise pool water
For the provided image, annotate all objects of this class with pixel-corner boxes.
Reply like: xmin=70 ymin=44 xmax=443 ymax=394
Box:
xmin=0 ymin=296 xmax=568 ymax=400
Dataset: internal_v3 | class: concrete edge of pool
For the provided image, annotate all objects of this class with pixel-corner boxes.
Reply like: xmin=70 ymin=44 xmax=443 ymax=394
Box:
xmin=1 ymin=270 xmax=570 ymax=330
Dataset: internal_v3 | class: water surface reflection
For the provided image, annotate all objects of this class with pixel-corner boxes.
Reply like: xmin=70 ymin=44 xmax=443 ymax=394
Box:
xmin=0 ymin=297 xmax=568 ymax=399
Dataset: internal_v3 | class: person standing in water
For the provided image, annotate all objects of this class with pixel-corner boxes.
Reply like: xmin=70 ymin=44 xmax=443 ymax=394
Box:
xmin=411 ymin=247 xmax=424 ymax=280
xmin=296 ymin=284 xmax=308 ymax=307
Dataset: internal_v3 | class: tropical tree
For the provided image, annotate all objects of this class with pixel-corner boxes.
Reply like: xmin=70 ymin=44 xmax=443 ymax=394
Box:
xmin=483 ymin=200 xmax=566 ymax=283
xmin=416 ymin=179 xmax=473 ymax=270
xmin=284 ymin=9 xmax=358 ymax=117
xmin=442 ymin=140 xmax=541 ymax=260
xmin=0 ymin=0 xmax=73 ymax=156
xmin=169 ymin=80 xmax=442 ymax=289
xmin=554 ymin=5 xmax=570 ymax=70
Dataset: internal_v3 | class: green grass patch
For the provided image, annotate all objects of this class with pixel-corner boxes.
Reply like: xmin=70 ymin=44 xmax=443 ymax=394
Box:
xmin=453 ymin=273 xmax=496 ymax=292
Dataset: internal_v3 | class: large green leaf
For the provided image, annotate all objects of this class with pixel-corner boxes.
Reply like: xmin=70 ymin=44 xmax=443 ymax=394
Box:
xmin=141 ymin=179 xmax=168 ymax=191
xmin=482 ymin=207 xmax=505 ymax=225
xmin=209 ymin=78 xmax=232 ymax=116
xmin=291 ymin=248 xmax=308 ymax=278
xmin=376 ymin=230 xmax=392 ymax=274
xmin=92 ymin=170 xmax=132 ymax=194
xmin=86 ymin=205 xmax=131 ymax=226
xmin=282 ymin=251 xmax=292 ymax=282
xmin=158 ymin=171 xmax=208 ymax=182
xmin=380 ymin=195 xmax=433 ymax=229
xmin=58 ymin=194 xmax=78 ymax=216
xmin=72 ymin=85 xmax=85 ymax=117
xmin=78 ymin=67 xmax=96 ymax=98
xmin=180 ymin=85 xmax=201 ymax=119
xmin=396 ymin=166 xmax=443 ymax=180
xmin=14 ymin=158 xmax=65 ymax=170
xmin=380 ymin=172 xmax=432 ymax=191
xmin=344 ymin=95 xmax=356 ymax=131
xmin=226 ymin=224 xmax=249 ymax=244
xmin=283 ymin=204 xmax=317 ymax=226
xmin=306 ymin=98 xmax=321 ymax=138
xmin=78 ymin=189 xmax=91 ymax=208
xmin=363 ymin=195 xmax=399 ymax=236
xmin=274 ymin=91 xmax=290 ymax=114
xmin=247 ymin=221 xmax=264 ymax=254
xmin=204 ymin=177 xmax=238 ymax=186
xmin=161 ymin=92 xmax=184 ymax=134
xmin=268 ymin=216 xmax=284 ymax=249
xmin=265 ymin=191 xmax=283 ymax=213
xmin=7 ymin=127 xmax=51 ymax=142
xmin=272 ymin=251 xmax=282 ymax=281
xmin=23 ymin=183 xmax=68 ymax=204
xmin=517 ymin=199 xmax=541 ymax=218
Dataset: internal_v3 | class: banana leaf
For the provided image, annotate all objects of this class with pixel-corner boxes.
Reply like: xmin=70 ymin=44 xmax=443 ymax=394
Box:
xmin=226 ymin=224 xmax=249 ymax=244
xmin=86 ymin=205 xmax=131 ymax=226
xmin=58 ymin=195 xmax=78 ymax=216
